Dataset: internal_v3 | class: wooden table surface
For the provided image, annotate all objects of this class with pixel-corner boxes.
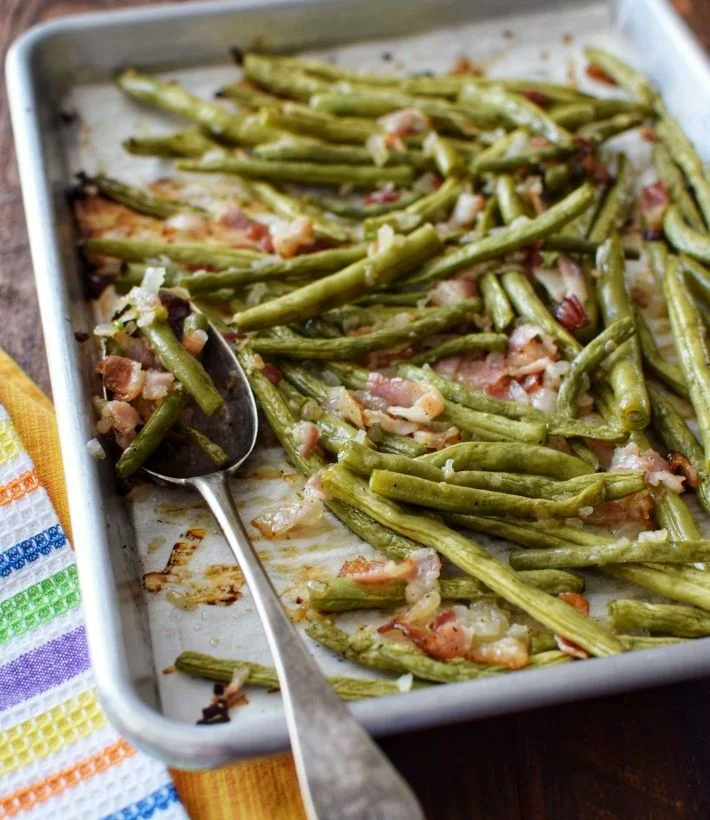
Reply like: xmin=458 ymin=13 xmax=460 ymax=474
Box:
xmin=3 ymin=1 xmax=710 ymax=817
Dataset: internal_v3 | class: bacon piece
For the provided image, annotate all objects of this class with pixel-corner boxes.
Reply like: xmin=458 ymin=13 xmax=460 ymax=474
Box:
xmin=470 ymin=636 xmax=529 ymax=669
xmin=325 ymin=386 xmax=364 ymax=428
xmin=581 ymin=153 xmax=610 ymax=184
xmin=97 ymin=355 xmax=145 ymax=401
xmin=339 ymin=548 xmax=440 ymax=589
xmin=366 ymin=373 xmax=445 ymax=423
xmin=583 ymin=491 xmax=655 ymax=526
xmin=412 ymin=425 xmax=462 ymax=450
xmin=558 ymin=255 xmax=587 ymax=303
xmin=363 ymin=189 xmax=400 ymax=205
xmin=388 ymin=617 xmax=471 ymax=661
xmin=362 ymin=408 xmax=420 ymax=436
xmin=639 ymin=181 xmax=670 ymax=232
xmin=269 ymin=216 xmax=314 ymax=258
xmin=142 ymin=370 xmax=175 ymax=401
xmin=250 ymin=476 xmax=324 ymax=538
xmin=378 ymin=108 xmax=431 ymax=137
xmin=449 ymin=193 xmax=485 ymax=228
xmin=165 ymin=211 xmax=207 ymax=236
xmin=182 ymin=328 xmax=208 ymax=356
xmin=520 ymin=89 xmax=551 ymax=107
xmin=340 ymin=556 xmax=385 ymax=579
xmin=611 ymin=442 xmax=686 ymax=493
xmin=555 ymin=293 xmax=590 ymax=330
xmin=95 ymin=398 xmax=141 ymax=436
xmin=292 ymin=420 xmax=320 ymax=457
xmin=217 ymin=204 xmax=273 ymax=252
xmin=554 ymin=592 xmax=590 ymax=659
xmin=522 ymin=242 xmax=544 ymax=269
xmin=262 ymin=363 xmax=283 ymax=385
xmin=667 ymin=452 xmax=700 ymax=488
xmin=428 ymin=278 xmax=477 ymax=306
xmin=555 ymin=635 xmax=588 ymax=660
xmin=558 ymin=592 xmax=590 ymax=615
xmin=441 ymin=277 xmax=479 ymax=305
xmin=586 ymin=63 xmax=617 ymax=85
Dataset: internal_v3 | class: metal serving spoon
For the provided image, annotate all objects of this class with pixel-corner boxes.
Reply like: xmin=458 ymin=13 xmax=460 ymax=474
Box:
xmin=141 ymin=323 xmax=424 ymax=820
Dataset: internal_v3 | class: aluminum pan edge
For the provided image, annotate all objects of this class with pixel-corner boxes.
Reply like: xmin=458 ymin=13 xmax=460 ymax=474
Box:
xmin=6 ymin=0 xmax=710 ymax=770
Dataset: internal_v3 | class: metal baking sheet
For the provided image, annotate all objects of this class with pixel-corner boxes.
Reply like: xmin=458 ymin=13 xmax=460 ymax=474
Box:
xmin=7 ymin=0 xmax=710 ymax=770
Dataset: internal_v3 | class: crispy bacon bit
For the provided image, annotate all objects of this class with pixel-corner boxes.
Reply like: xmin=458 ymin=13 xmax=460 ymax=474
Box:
xmin=554 ymin=592 xmax=590 ymax=659
xmin=383 ymin=598 xmax=530 ymax=668
xmin=388 ymin=617 xmax=470 ymax=661
xmin=581 ymin=153 xmax=611 ymax=184
xmin=555 ymin=293 xmax=590 ymax=330
xmin=639 ymin=181 xmax=670 ymax=232
xmin=339 ymin=549 xmax=441 ymax=593
xmin=558 ymin=592 xmax=590 ymax=615
xmin=165 ymin=211 xmax=207 ymax=235
xmin=325 ymin=386 xmax=364 ymax=428
xmin=362 ymin=408 xmax=419 ymax=436
xmin=450 ymin=193 xmax=485 ymax=228
xmin=142 ymin=370 xmax=174 ymax=401
xmin=586 ymin=63 xmax=617 ymax=85
xmin=522 ymin=242 xmax=544 ymax=269
xmin=366 ymin=373 xmax=445 ymax=423
xmin=378 ymin=108 xmax=432 ymax=137
xmin=292 ymin=420 xmax=320 ymax=457
xmin=412 ymin=425 xmax=462 ymax=450
xmin=364 ymin=189 xmax=401 ymax=205
xmin=470 ymin=636 xmax=529 ymax=669
xmin=667 ymin=451 xmax=700 ymax=488
xmin=262 ymin=363 xmax=283 ymax=385
xmin=555 ymin=635 xmax=588 ymax=660
xmin=558 ymin=255 xmax=587 ymax=301
xmin=182 ymin=328 xmax=208 ymax=356
xmin=583 ymin=491 xmax=655 ymax=527
xmin=270 ymin=216 xmax=314 ymax=258
xmin=95 ymin=398 xmax=141 ymax=437
xmin=251 ymin=475 xmax=325 ymax=538
xmin=611 ymin=442 xmax=685 ymax=493
xmin=97 ymin=356 xmax=145 ymax=401
xmin=428 ymin=278 xmax=476 ymax=306
xmin=217 ymin=204 xmax=273 ymax=252
xmin=520 ymin=89 xmax=551 ymax=107
xmin=340 ymin=556 xmax=385 ymax=579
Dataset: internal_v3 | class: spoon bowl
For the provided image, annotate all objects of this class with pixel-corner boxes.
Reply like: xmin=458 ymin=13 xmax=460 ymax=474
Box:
xmin=143 ymin=326 xmax=258 ymax=481
xmin=140 ymin=321 xmax=424 ymax=820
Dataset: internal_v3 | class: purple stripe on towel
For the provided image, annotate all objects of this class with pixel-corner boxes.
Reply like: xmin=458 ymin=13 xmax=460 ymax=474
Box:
xmin=0 ymin=625 xmax=89 ymax=710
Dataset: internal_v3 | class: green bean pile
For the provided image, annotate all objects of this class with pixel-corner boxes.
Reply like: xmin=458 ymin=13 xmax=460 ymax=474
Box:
xmin=80 ymin=45 xmax=710 ymax=700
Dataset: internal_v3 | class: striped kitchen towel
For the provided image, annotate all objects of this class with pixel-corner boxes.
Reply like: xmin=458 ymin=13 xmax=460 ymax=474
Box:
xmin=0 ymin=401 xmax=187 ymax=820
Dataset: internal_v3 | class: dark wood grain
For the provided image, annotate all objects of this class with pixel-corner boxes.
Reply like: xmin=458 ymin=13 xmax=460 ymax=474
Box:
xmin=3 ymin=2 xmax=710 ymax=818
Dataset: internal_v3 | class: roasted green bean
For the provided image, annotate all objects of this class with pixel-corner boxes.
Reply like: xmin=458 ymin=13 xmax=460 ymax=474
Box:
xmin=233 ymin=224 xmax=442 ymax=331
xmin=664 ymin=257 xmax=710 ymax=471
xmin=596 ymin=236 xmax=650 ymax=430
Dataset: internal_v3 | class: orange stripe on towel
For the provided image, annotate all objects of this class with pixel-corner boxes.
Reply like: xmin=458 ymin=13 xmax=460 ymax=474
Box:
xmin=0 ymin=469 xmax=40 ymax=507
xmin=0 ymin=738 xmax=135 ymax=816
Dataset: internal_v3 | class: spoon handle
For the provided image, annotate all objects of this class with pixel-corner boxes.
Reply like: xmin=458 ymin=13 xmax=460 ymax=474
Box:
xmin=193 ymin=472 xmax=424 ymax=820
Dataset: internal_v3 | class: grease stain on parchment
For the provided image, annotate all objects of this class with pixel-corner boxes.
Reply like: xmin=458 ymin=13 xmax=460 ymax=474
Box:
xmin=142 ymin=527 xmax=245 ymax=609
